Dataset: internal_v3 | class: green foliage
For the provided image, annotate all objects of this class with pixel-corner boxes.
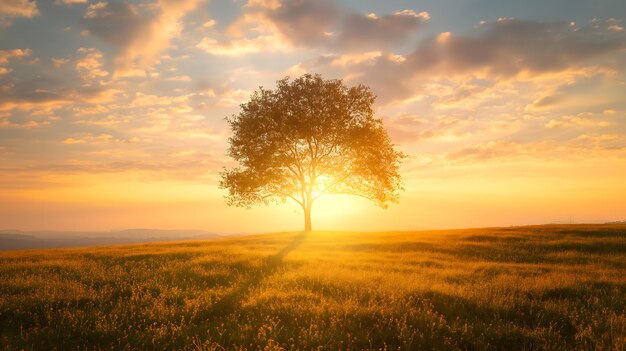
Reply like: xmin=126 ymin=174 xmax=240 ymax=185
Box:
xmin=220 ymin=74 xmax=405 ymax=231
xmin=1 ymin=224 xmax=625 ymax=350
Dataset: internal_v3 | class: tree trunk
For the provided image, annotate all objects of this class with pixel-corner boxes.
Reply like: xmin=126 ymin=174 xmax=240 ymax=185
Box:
xmin=304 ymin=205 xmax=312 ymax=232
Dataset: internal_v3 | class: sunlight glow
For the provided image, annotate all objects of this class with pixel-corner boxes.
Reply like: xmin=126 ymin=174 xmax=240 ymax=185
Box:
xmin=311 ymin=175 xmax=333 ymax=199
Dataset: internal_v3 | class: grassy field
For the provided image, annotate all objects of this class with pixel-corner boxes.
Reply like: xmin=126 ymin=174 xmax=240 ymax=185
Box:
xmin=0 ymin=225 xmax=625 ymax=350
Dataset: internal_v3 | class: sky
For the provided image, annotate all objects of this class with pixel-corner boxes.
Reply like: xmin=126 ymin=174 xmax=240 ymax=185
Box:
xmin=0 ymin=0 xmax=625 ymax=233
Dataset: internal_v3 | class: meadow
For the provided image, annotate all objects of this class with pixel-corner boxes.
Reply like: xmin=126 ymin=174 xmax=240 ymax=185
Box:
xmin=0 ymin=224 xmax=624 ymax=350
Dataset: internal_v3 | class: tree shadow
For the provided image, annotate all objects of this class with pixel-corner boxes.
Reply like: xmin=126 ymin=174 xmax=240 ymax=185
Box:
xmin=193 ymin=231 xmax=307 ymax=321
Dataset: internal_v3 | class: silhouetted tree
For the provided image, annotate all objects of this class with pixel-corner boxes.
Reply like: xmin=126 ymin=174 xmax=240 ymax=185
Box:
xmin=220 ymin=74 xmax=404 ymax=232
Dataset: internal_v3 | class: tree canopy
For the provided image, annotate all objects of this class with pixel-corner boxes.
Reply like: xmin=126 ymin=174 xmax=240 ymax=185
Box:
xmin=220 ymin=74 xmax=404 ymax=232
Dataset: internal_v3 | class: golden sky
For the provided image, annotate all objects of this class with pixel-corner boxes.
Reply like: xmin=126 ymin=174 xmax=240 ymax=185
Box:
xmin=0 ymin=0 xmax=625 ymax=232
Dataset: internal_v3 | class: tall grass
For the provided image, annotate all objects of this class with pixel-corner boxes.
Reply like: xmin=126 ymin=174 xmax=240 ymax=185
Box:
xmin=0 ymin=225 xmax=625 ymax=350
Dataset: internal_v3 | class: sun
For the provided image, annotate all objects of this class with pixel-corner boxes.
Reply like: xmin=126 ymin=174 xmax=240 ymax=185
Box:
xmin=311 ymin=175 xmax=333 ymax=198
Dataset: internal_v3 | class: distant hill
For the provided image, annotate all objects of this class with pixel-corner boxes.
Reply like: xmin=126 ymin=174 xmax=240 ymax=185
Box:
xmin=0 ymin=229 xmax=223 ymax=250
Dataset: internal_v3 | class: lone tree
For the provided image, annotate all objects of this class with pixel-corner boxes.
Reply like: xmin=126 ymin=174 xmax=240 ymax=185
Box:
xmin=220 ymin=74 xmax=404 ymax=232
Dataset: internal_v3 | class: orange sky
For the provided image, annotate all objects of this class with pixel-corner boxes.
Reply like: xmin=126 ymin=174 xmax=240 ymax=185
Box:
xmin=0 ymin=0 xmax=625 ymax=232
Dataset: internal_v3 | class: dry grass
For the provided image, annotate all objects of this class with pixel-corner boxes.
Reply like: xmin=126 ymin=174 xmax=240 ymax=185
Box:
xmin=0 ymin=224 xmax=625 ymax=350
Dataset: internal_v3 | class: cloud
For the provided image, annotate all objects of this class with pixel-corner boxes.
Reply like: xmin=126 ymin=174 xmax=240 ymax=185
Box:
xmin=545 ymin=114 xmax=614 ymax=128
xmin=529 ymin=94 xmax=562 ymax=109
xmin=0 ymin=76 xmax=122 ymax=111
xmin=300 ymin=19 xmax=626 ymax=104
xmin=3 ymin=152 xmax=224 ymax=182
xmin=73 ymin=113 xmax=130 ymax=127
xmin=222 ymin=2 xmax=430 ymax=56
xmin=576 ymin=134 xmax=621 ymax=143
xmin=130 ymin=92 xmax=189 ymax=108
xmin=320 ymin=51 xmax=386 ymax=66
xmin=189 ymin=81 xmax=252 ymax=109
xmin=82 ymin=0 xmax=204 ymax=75
xmin=196 ymin=35 xmax=290 ymax=56
xmin=297 ymin=51 xmax=413 ymax=103
xmin=200 ymin=2 xmax=428 ymax=63
xmin=0 ymin=49 xmax=31 ymax=72
xmin=445 ymin=134 xmax=626 ymax=164
xmin=232 ymin=0 xmax=337 ymax=47
xmin=0 ymin=119 xmax=50 ymax=129
xmin=63 ymin=137 xmax=86 ymax=144
xmin=431 ymin=81 xmax=501 ymax=109
xmin=386 ymin=114 xmax=461 ymax=143
xmin=406 ymin=19 xmax=626 ymax=77
xmin=75 ymin=48 xmax=109 ymax=80
xmin=336 ymin=10 xmax=429 ymax=51
xmin=165 ymin=75 xmax=191 ymax=81
xmin=445 ymin=140 xmax=552 ymax=162
xmin=82 ymin=2 xmax=152 ymax=55
xmin=0 ymin=77 xmax=72 ymax=110
xmin=52 ymin=58 xmax=70 ymax=68
xmin=385 ymin=114 xmax=432 ymax=142
xmin=201 ymin=0 xmax=338 ymax=58
xmin=63 ymin=133 xmax=137 ymax=145
xmin=57 ymin=0 xmax=88 ymax=5
xmin=0 ymin=0 xmax=38 ymax=22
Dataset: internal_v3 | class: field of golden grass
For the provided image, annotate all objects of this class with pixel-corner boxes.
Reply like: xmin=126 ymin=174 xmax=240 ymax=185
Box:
xmin=0 ymin=224 xmax=625 ymax=350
